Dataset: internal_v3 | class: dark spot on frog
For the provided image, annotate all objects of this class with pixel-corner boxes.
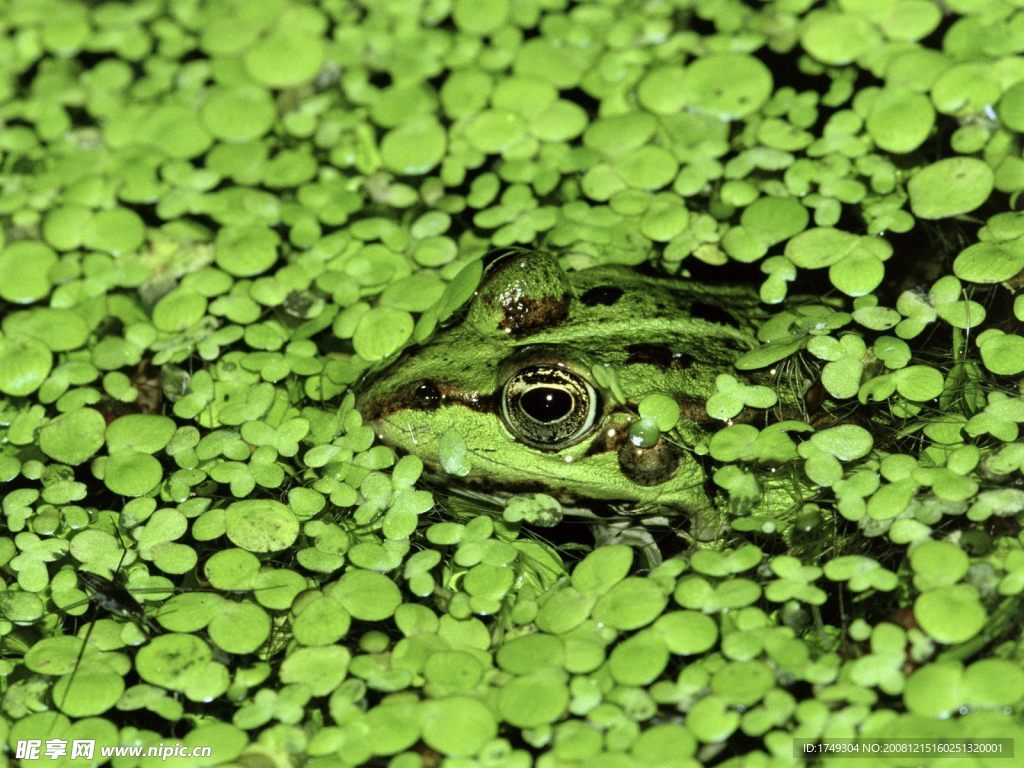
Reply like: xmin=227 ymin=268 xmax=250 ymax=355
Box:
xmin=580 ymin=286 xmax=624 ymax=306
xmin=626 ymin=344 xmax=695 ymax=369
xmin=498 ymin=293 xmax=571 ymax=337
xmin=690 ymin=302 xmax=740 ymax=327
xmin=617 ymin=438 xmax=680 ymax=486
xmin=472 ymin=250 xmax=572 ymax=336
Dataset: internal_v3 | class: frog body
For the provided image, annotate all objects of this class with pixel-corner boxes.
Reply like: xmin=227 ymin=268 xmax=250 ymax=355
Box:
xmin=357 ymin=252 xmax=768 ymax=514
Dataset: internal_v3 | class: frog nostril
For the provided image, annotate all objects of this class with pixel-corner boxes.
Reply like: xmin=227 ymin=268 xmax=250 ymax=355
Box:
xmin=580 ymin=285 xmax=624 ymax=306
xmin=413 ymin=381 xmax=442 ymax=409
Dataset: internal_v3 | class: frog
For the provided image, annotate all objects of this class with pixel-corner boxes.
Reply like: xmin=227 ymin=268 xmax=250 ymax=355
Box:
xmin=357 ymin=250 xmax=794 ymax=535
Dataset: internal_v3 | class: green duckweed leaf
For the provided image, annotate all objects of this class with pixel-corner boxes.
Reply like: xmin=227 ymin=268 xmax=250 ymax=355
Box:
xmin=502 ymin=493 xmax=563 ymax=526
xmin=3 ymin=308 xmax=90 ymax=351
xmin=498 ymin=674 xmax=570 ymax=727
xmin=608 ymin=631 xmax=670 ymax=686
xmin=363 ymin=701 xmax=421 ymax=756
xmin=866 ymin=88 xmax=935 ymax=154
xmin=711 ymin=660 xmax=775 ymax=707
xmin=908 ymin=158 xmax=994 ymax=219
xmin=613 ymin=146 xmax=678 ymax=190
xmin=0 ymin=335 xmax=52 ymax=397
xmin=353 ymin=307 xmax=414 ymax=362
xmin=910 ymin=540 xmax=969 ymax=590
xmin=381 ymin=117 xmax=447 ymax=175
xmin=572 ymin=545 xmax=632 ymax=597
xmin=592 ymin=577 xmax=668 ymax=630
xmin=706 ymin=374 xmax=778 ymax=420
xmin=999 ymin=80 xmax=1024 ymax=131
xmin=496 ymin=634 xmax=563 ymax=674
xmin=208 ymin=601 xmax=271 ymax=654
xmin=464 ymin=110 xmax=527 ymax=154
xmin=421 ymin=697 xmax=498 ymax=757
xmin=201 ymin=86 xmax=277 ymax=142
xmin=963 ymin=658 xmax=1024 ymax=707
xmin=535 ymin=587 xmax=595 ymax=635
xmin=708 ymin=424 xmax=759 ymax=462
xmin=978 ymin=330 xmax=1024 ymax=375
xmin=53 ymin=658 xmax=126 ymax=717
xmin=137 ymin=633 xmax=227 ymax=697
xmin=953 ymin=240 xmax=1024 ymax=284
xmin=225 ymin=499 xmax=299 ymax=553
xmin=244 ymin=30 xmax=326 ymax=88
xmin=280 ymin=646 xmax=351 ymax=697
xmin=215 ymin=224 xmax=280 ymax=277
xmin=439 ymin=428 xmax=471 ymax=477
xmin=292 ymin=593 xmax=350 ymax=645
xmin=932 ymin=63 xmax=1001 ymax=116
xmin=824 ymin=555 xmax=899 ymax=592
xmin=102 ymin=451 xmax=163 ymax=497
xmin=83 ymin=208 xmax=146 ymax=255
xmin=742 ymin=196 xmax=809 ymax=247
xmin=686 ymin=694 xmax=740 ymax=743
xmin=633 ymin=724 xmax=698 ymax=763
xmin=627 ymin=416 xmax=660 ymax=449
xmin=914 ymin=585 xmax=986 ymax=644
xmin=451 ymin=0 xmax=508 ymax=34
xmin=904 ymin=662 xmax=963 ymax=718
xmin=330 ymin=570 xmax=402 ymax=621
xmin=829 ymin=249 xmax=885 ymax=296
xmin=152 ymin=289 xmax=208 ymax=333
xmin=0 ymin=241 xmax=58 ymax=303
xmin=682 ymin=54 xmax=773 ymax=120
xmin=653 ymin=610 xmax=718 ymax=655
xmin=39 ymin=408 xmax=106 ymax=465
xmin=801 ymin=10 xmax=879 ymax=66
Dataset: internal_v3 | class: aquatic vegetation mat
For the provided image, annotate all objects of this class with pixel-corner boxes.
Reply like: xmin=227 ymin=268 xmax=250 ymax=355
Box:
xmin=3 ymin=0 xmax=1024 ymax=766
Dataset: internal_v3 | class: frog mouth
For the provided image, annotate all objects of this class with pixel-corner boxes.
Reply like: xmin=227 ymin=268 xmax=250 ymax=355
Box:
xmin=377 ymin=424 xmax=716 ymax=534
xmin=368 ymin=408 xmax=700 ymax=495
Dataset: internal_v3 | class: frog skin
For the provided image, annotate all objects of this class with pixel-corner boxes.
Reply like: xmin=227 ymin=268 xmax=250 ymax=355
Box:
xmin=357 ymin=251 xmax=772 ymax=518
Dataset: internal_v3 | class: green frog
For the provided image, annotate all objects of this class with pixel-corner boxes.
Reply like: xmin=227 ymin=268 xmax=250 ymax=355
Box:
xmin=357 ymin=251 xmax=789 ymax=529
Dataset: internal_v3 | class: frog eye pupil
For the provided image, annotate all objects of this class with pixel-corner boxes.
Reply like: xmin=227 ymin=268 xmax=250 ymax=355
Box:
xmin=519 ymin=387 xmax=573 ymax=423
xmin=499 ymin=364 xmax=600 ymax=451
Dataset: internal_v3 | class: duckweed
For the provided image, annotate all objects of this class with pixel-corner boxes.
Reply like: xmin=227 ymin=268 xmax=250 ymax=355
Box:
xmin=5 ymin=1 xmax=1024 ymax=766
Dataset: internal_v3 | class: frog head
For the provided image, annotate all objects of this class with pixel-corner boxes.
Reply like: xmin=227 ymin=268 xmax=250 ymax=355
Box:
xmin=357 ymin=251 xmax=760 ymax=514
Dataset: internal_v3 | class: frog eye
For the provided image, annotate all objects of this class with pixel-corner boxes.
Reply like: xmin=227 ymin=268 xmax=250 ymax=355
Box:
xmin=499 ymin=365 xmax=599 ymax=450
